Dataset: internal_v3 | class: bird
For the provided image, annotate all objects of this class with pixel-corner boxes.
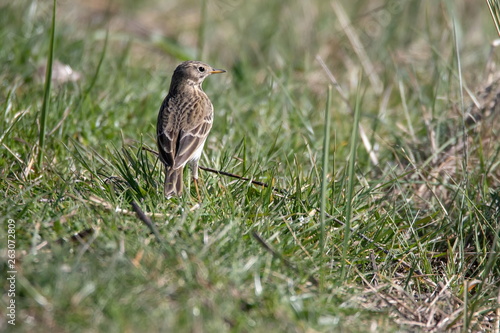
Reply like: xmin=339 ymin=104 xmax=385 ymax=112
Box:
xmin=156 ymin=60 xmax=226 ymax=199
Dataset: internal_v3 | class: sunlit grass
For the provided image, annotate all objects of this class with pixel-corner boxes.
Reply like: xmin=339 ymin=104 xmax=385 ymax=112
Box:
xmin=1 ymin=0 xmax=499 ymax=332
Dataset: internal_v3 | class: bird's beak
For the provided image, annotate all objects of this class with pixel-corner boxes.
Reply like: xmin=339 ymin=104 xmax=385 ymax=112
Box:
xmin=210 ymin=68 xmax=226 ymax=74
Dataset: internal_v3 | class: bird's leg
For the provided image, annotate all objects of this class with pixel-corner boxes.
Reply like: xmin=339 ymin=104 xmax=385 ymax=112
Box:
xmin=193 ymin=177 xmax=201 ymax=202
xmin=190 ymin=160 xmax=202 ymax=202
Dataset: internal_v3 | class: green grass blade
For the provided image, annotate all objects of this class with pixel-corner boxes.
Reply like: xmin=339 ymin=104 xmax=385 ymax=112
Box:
xmin=320 ymin=85 xmax=332 ymax=255
xmin=81 ymin=29 xmax=109 ymax=104
xmin=37 ymin=0 xmax=56 ymax=171
xmin=487 ymin=0 xmax=500 ymax=36
xmin=341 ymin=84 xmax=362 ymax=281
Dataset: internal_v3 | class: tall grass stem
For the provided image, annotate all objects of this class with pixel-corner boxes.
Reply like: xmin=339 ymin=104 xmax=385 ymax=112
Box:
xmin=486 ymin=0 xmax=500 ymax=36
xmin=341 ymin=85 xmax=361 ymax=281
xmin=37 ymin=0 xmax=57 ymax=170
xmin=320 ymin=85 xmax=332 ymax=255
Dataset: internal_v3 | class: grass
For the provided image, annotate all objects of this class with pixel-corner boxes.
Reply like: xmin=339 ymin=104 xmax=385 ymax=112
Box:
xmin=1 ymin=0 xmax=499 ymax=332
xmin=36 ymin=0 xmax=56 ymax=171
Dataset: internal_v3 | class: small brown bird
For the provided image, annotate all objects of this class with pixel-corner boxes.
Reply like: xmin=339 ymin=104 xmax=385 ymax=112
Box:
xmin=156 ymin=60 xmax=226 ymax=198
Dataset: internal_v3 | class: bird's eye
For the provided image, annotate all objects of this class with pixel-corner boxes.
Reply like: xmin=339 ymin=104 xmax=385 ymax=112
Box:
xmin=198 ymin=66 xmax=205 ymax=72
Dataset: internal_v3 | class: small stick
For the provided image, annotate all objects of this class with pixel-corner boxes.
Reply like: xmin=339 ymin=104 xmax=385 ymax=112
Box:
xmin=142 ymin=146 xmax=287 ymax=195
xmin=252 ymin=231 xmax=319 ymax=287
xmin=198 ymin=165 xmax=288 ymax=195
xmin=130 ymin=201 xmax=164 ymax=244
xmin=56 ymin=228 xmax=95 ymax=245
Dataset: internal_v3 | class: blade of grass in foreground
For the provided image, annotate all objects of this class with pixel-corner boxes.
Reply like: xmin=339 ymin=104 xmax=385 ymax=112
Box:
xmin=320 ymin=85 xmax=332 ymax=255
xmin=340 ymin=84 xmax=362 ymax=281
xmin=486 ymin=0 xmax=500 ymax=36
xmin=37 ymin=0 xmax=57 ymax=171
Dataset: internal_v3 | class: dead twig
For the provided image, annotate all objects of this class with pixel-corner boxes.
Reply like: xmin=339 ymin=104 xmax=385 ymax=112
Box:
xmin=252 ymin=231 xmax=319 ymax=287
xmin=142 ymin=146 xmax=288 ymax=195
xmin=56 ymin=228 xmax=95 ymax=245
xmin=199 ymin=165 xmax=288 ymax=195
xmin=68 ymin=193 xmax=169 ymax=218
xmin=130 ymin=201 xmax=164 ymax=244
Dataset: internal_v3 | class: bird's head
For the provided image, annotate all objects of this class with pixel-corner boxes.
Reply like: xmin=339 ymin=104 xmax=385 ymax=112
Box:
xmin=171 ymin=60 xmax=225 ymax=90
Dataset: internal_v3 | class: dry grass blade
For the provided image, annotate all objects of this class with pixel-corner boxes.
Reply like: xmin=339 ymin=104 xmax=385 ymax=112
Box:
xmin=316 ymin=56 xmax=379 ymax=165
xmin=331 ymin=1 xmax=382 ymax=94
xmin=487 ymin=0 xmax=500 ymax=36
xmin=68 ymin=194 xmax=169 ymax=218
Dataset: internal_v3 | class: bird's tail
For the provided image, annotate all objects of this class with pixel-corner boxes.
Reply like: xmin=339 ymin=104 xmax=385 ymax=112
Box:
xmin=164 ymin=167 xmax=183 ymax=198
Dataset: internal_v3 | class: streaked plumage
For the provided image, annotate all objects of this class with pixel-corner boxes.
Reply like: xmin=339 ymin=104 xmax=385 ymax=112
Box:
xmin=156 ymin=60 xmax=225 ymax=198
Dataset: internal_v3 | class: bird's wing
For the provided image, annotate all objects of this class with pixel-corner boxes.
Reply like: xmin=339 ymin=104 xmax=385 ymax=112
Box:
xmin=173 ymin=112 xmax=213 ymax=169
xmin=157 ymin=94 xmax=213 ymax=170
xmin=157 ymin=96 xmax=177 ymax=168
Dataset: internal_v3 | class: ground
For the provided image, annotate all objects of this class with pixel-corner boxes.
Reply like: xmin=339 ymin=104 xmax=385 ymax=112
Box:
xmin=0 ymin=0 xmax=499 ymax=332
